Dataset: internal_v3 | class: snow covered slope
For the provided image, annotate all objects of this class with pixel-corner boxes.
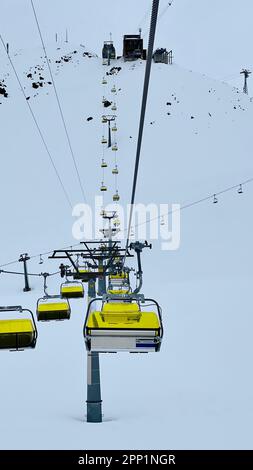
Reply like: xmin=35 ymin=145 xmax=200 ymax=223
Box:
xmin=0 ymin=41 xmax=253 ymax=449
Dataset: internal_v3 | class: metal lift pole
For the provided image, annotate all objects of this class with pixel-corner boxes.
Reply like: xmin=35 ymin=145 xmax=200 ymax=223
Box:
xmin=108 ymin=120 xmax=112 ymax=148
xmin=19 ymin=253 xmax=31 ymax=292
xmin=98 ymin=258 xmax=107 ymax=296
xmin=86 ymin=278 xmax=103 ymax=423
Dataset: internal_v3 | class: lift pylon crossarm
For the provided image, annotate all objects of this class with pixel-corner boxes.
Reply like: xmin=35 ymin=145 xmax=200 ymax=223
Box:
xmin=0 ymin=306 xmax=23 ymax=312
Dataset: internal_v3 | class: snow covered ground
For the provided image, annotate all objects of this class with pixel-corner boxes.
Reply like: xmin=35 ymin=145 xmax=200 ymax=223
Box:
xmin=0 ymin=35 xmax=253 ymax=450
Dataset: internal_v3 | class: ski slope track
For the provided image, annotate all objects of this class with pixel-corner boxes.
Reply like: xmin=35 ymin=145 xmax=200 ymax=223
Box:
xmin=0 ymin=42 xmax=253 ymax=449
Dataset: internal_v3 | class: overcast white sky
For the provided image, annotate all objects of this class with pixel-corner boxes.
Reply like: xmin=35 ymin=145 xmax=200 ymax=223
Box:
xmin=1 ymin=0 xmax=253 ymax=81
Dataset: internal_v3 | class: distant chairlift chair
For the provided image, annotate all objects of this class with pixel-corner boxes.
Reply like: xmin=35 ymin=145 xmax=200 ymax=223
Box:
xmin=37 ymin=275 xmax=71 ymax=321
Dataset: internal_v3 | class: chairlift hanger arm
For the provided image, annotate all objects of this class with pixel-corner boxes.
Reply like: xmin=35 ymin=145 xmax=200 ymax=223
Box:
xmin=82 ymin=243 xmax=99 ymax=268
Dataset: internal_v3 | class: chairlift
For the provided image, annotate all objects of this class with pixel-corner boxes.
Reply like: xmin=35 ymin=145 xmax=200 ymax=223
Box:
xmin=112 ymin=123 xmax=117 ymax=132
xmin=102 ymin=77 xmax=107 ymax=85
xmin=160 ymin=216 xmax=165 ymax=226
xmin=0 ymin=306 xmax=37 ymax=351
xmin=213 ymin=194 xmax=218 ymax=204
xmin=61 ymin=281 xmax=84 ymax=299
xmin=113 ymin=190 xmax=120 ymax=202
xmin=37 ymin=296 xmax=71 ymax=321
xmin=102 ymin=116 xmax=108 ymax=124
xmin=102 ymin=59 xmax=108 ymax=66
xmin=101 ymin=159 xmax=107 ymax=168
xmin=112 ymin=165 xmax=119 ymax=175
xmin=238 ymin=184 xmax=243 ymax=194
xmin=100 ymin=182 xmax=107 ymax=192
xmin=101 ymin=136 xmax=107 ymax=144
xmin=112 ymin=143 xmax=118 ymax=151
xmin=39 ymin=254 xmax=43 ymax=265
xmin=102 ymin=96 xmax=106 ymax=104
xmin=84 ymin=298 xmax=163 ymax=353
xmin=113 ymin=218 xmax=120 ymax=227
xmin=111 ymin=85 xmax=116 ymax=93
xmin=111 ymin=103 xmax=117 ymax=111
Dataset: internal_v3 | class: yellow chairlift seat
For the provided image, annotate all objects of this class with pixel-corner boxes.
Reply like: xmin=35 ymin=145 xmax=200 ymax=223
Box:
xmin=37 ymin=297 xmax=71 ymax=321
xmin=100 ymin=182 xmax=107 ymax=192
xmin=102 ymin=116 xmax=108 ymax=123
xmin=107 ymin=288 xmax=130 ymax=295
xmin=84 ymin=299 xmax=163 ymax=353
xmin=113 ymin=218 xmax=120 ymax=227
xmin=61 ymin=281 xmax=84 ymax=299
xmin=111 ymin=86 xmax=116 ymax=93
xmin=112 ymin=143 xmax=118 ymax=151
xmin=112 ymin=166 xmax=119 ymax=175
xmin=111 ymin=103 xmax=117 ymax=111
xmin=0 ymin=306 xmax=37 ymax=351
xmin=101 ymin=159 xmax=107 ymax=168
xmin=113 ymin=191 xmax=120 ymax=202
xmin=102 ymin=78 xmax=107 ymax=85
xmin=112 ymin=124 xmax=117 ymax=132
xmin=109 ymin=273 xmax=128 ymax=281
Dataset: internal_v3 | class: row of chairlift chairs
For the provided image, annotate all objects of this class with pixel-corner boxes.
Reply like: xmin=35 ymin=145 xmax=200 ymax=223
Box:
xmin=100 ymin=78 xmax=119 ymax=198
xmin=0 ymin=269 xmax=163 ymax=354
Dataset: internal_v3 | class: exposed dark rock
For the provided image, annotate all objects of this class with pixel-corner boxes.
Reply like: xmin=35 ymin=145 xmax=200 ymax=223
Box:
xmin=87 ymin=117 xmax=93 ymax=121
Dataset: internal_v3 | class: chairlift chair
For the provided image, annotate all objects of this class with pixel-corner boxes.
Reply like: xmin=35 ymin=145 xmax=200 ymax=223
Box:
xmin=101 ymin=116 xmax=108 ymax=124
xmin=101 ymin=136 xmax=107 ymax=144
xmin=0 ymin=306 xmax=37 ymax=351
xmin=111 ymin=103 xmax=117 ymax=111
xmin=101 ymin=159 xmax=107 ymax=168
xmin=112 ymin=165 xmax=119 ymax=175
xmin=37 ymin=296 xmax=71 ymax=321
xmin=60 ymin=281 xmax=84 ymax=299
xmin=84 ymin=297 xmax=163 ymax=353
xmin=100 ymin=182 xmax=107 ymax=192
xmin=112 ymin=143 xmax=118 ymax=151
xmin=111 ymin=85 xmax=116 ymax=93
xmin=112 ymin=123 xmax=117 ymax=132
xmin=113 ymin=190 xmax=120 ymax=202
xmin=102 ymin=77 xmax=107 ymax=85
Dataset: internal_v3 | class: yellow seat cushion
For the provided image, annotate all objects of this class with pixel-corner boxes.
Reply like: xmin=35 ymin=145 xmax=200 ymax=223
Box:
xmin=109 ymin=273 xmax=128 ymax=280
xmin=61 ymin=286 xmax=83 ymax=293
xmin=107 ymin=289 xmax=130 ymax=295
xmin=0 ymin=319 xmax=34 ymax=334
xmin=102 ymin=303 xmax=139 ymax=313
xmin=37 ymin=302 xmax=69 ymax=312
xmin=87 ymin=310 xmax=160 ymax=330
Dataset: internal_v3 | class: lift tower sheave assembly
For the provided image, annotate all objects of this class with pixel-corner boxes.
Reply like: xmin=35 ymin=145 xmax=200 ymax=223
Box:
xmin=49 ymin=234 xmax=134 ymax=423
